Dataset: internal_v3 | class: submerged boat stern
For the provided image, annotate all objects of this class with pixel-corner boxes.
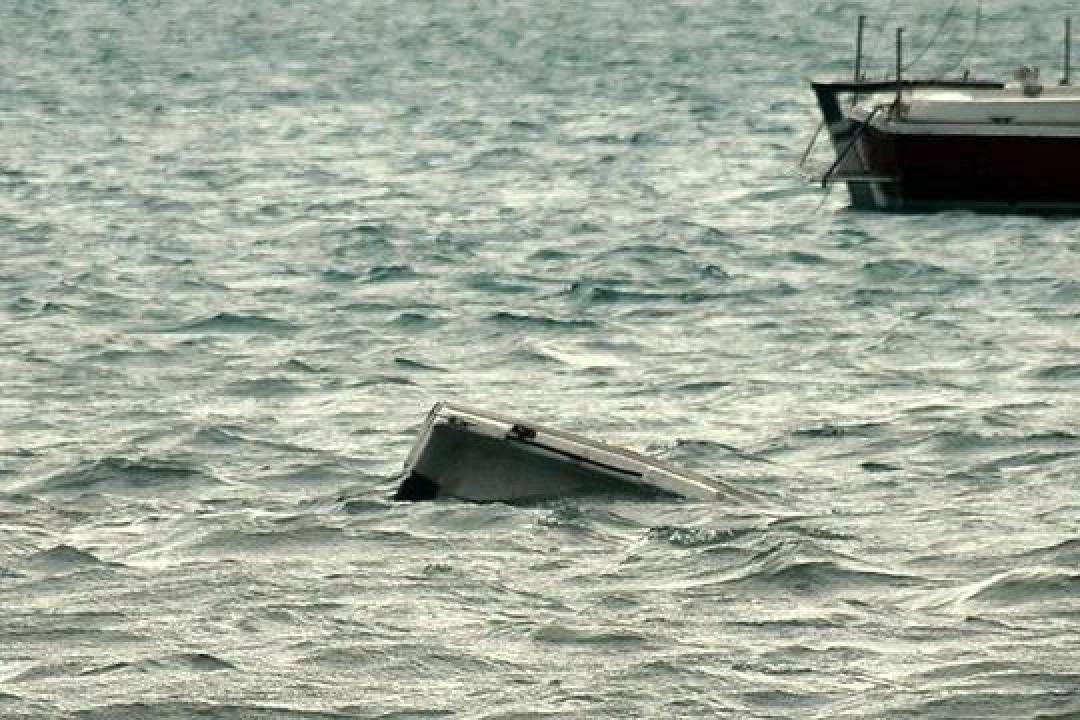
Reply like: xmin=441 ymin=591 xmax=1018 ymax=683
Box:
xmin=394 ymin=402 xmax=729 ymax=503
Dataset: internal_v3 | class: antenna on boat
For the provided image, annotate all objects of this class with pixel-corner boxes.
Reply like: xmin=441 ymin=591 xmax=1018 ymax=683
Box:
xmin=895 ymin=27 xmax=905 ymax=107
xmin=1063 ymin=17 xmax=1072 ymax=86
xmin=854 ymin=14 xmax=866 ymax=82
xmin=851 ymin=14 xmax=867 ymax=106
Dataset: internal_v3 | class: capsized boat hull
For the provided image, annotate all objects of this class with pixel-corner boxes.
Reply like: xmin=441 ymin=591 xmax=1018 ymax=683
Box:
xmin=394 ymin=402 xmax=732 ymax=503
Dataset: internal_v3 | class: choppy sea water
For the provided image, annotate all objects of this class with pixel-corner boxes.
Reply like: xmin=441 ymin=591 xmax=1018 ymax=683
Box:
xmin=2 ymin=0 xmax=1080 ymax=717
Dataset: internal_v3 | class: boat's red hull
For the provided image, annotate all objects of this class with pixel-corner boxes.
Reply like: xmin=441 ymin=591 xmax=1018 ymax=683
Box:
xmin=848 ymin=125 xmax=1080 ymax=212
xmin=810 ymin=80 xmax=1080 ymax=212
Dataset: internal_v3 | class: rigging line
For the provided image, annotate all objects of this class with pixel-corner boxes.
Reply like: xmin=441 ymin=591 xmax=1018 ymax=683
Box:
xmin=934 ymin=0 xmax=983 ymax=78
xmin=901 ymin=0 xmax=962 ymax=73
xmin=813 ymin=179 xmax=833 ymax=215
xmin=861 ymin=0 xmax=898 ymax=78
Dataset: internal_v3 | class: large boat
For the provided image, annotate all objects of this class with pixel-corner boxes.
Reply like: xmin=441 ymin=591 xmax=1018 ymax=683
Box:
xmin=807 ymin=16 xmax=1080 ymax=212
xmin=394 ymin=402 xmax=737 ymax=503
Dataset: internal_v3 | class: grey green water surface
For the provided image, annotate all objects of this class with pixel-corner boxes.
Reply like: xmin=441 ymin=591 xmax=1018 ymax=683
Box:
xmin=2 ymin=1 xmax=1079 ymax=717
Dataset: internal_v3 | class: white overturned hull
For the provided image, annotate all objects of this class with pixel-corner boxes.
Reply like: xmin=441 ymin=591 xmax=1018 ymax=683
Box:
xmin=394 ymin=402 xmax=729 ymax=503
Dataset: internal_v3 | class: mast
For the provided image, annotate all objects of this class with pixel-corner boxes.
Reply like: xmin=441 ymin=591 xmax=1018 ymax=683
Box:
xmin=854 ymin=14 xmax=866 ymax=82
xmin=851 ymin=14 xmax=867 ymax=106
xmin=895 ymin=27 xmax=904 ymax=107
xmin=1063 ymin=17 xmax=1072 ymax=86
